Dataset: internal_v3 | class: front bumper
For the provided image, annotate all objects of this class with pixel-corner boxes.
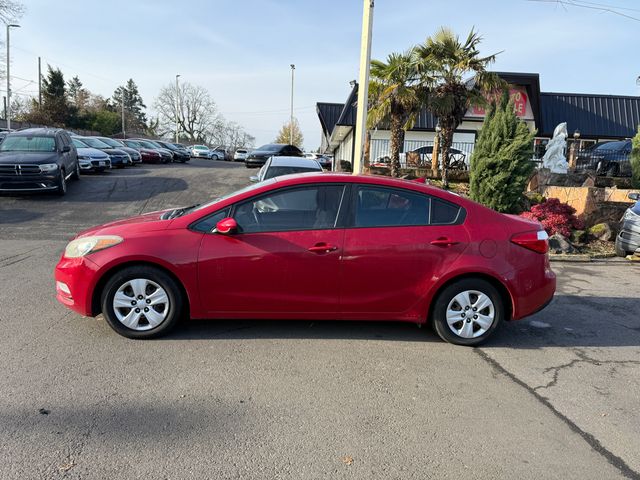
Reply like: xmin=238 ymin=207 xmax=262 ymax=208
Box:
xmin=54 ymin=255 xmax=101 ymax=317
xmin=79 ymin=158 xmax=111 ymax=171
xmin=616 ymin=218 xmax=640 ymax=254
xmin=0 ymin=172 xmax=59 ymax=191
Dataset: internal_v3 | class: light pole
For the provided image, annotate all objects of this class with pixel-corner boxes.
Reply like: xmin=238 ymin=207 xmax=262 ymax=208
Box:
xmin=289 ymin=64 xmax=295 ymax=145
xmin=5 ymin=23 xmax=20 ymax=130
xmin=352 ymin=0 xmax=374 ymax=175
xmin=175 ymin=74 xmax=181 ymax=143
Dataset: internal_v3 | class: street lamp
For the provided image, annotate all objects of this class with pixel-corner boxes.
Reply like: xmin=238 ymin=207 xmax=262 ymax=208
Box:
xmin=5 ymin=23 xmax=20 ymax=130
xmin=175 ymin=74 xmax=181 ymax=143
xmin=289 ymin=64 xmax=295 ymax=145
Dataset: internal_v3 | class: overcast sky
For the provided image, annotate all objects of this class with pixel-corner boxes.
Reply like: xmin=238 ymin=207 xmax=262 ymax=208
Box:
xmin=9 ymin=0 xmax=640 ymax=149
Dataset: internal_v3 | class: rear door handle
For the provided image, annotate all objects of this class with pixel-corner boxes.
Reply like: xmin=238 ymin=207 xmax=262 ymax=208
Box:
xmin=430 ymin=237 xmax=459 ymax=247
xmin=308 ymin=243 xmax=338 ymax=254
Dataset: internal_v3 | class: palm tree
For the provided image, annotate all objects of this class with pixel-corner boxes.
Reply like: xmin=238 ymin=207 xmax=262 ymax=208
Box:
xmin=367 ymin=51 xmax=427 ymax=177
xmin=413 ymin=28 xmax=503 ymax=188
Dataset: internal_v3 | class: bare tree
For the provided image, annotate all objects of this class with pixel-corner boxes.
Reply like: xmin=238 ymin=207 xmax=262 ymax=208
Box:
xmin=0 ymin=0 xmax=24 ymax=23
xmin=154 ymin=81 xmax=224 ymax=142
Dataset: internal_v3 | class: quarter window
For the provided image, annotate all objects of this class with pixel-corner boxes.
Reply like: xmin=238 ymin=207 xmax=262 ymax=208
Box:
xmin=233 ymin=185 xmax=346 ymax=233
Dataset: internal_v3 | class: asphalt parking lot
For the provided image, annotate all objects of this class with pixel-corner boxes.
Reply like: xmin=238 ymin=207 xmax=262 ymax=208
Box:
xmin=1 ymin=159 xmax=639 ymax=479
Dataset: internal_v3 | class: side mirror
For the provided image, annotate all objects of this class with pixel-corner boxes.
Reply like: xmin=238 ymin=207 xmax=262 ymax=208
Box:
xmin=61 ymin=145 xmax=71 ymax=153
xmin=629 ymin=192 xmax=640 ymax=201
xmin=216 ymin=217 xmax=238 ymax=235
xmin=249 ymin=175 xmax=259 ymax=183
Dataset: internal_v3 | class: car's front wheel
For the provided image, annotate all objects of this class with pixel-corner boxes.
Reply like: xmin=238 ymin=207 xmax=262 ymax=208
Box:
xmin=101 ymin=266 xmax=184 ymax=339
xmin=55 ymin=168 xmax=67 ymax=196
xmin=431 ymin=278 xmax=503 ymax=346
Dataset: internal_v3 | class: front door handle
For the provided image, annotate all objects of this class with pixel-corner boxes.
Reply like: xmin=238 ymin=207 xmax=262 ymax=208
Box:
xmin=430 ymin=237 xmax=459 ymax=247
xmin=308 ymin=243 xmax=338 ymax=254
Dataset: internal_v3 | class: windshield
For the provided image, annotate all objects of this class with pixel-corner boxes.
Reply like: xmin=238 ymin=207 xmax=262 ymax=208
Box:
xmin=594 ymin=141 xmax=625 ymax=152
xmin=145 ymin=140 xmax=163 ymax=148
xmin=263 ymin=166 xmax=321 ymax=180
xmin=72 ymin=138 xmax=89 ymax=148
xmin=258 ymin=144 xmax=282 ymax=152
xmin=99 ymin=138 xmax=123 ymax=148
xmin=0 ymin=136 xmax=56 ymax=152
xmin=137 ymin=140 xmax=156 ymax=149
xmin=193 ymin=145 xmax=208 ymax=150
xmin=159 ymin=142 xmax=177 ymax=150
xmin=187 ymin=179 xmax=277 ymax=214
xmin=79 ymin=137 xmax=110 ymax=149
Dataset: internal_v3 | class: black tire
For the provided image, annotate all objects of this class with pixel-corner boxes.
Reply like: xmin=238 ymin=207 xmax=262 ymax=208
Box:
xmin=100 ymin=265 xmax=184 ymax=339
xmin=615 ymin=239 xmax=627 ymax=257
xmin=211 ymin=155 xmax=219 ymax=161
xmin=55 ymin=168 xmax=67 ymax=196
xmin=430 ymin=278 xmax=504 ymax=346
xmin=71 ymin=162 xmax=81 ymax=180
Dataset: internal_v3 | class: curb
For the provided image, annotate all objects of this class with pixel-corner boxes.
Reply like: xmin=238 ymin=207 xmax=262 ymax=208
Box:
xmin=550 ymin=254 xmax=638 ymax=263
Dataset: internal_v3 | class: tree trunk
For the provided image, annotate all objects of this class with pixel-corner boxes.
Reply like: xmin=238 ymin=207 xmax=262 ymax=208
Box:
xmin=440 ymin=125 xmax=454 ymax=189
xmin=390 ymin=114 xmax=403 ymax=178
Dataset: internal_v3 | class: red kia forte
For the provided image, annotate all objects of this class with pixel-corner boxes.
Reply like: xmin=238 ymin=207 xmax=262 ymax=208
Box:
xmin=54 ymin=174 xmax=555 ymax=345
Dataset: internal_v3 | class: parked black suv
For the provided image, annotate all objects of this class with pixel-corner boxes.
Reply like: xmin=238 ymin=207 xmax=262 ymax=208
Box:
xmin=245 ymin=143 xmax=303 ymax=168
xmin=575 ymin=140 xmax=632 ymax=177
xmin=0 ymin=128 xmax=79 ymax=195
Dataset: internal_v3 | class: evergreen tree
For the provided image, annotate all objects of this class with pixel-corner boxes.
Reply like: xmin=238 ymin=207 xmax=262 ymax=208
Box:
xmin=112 ymin=79 xmax=147 ymax=131
xmin=631 ymin=126 xmax=640 ymax=189
xmin=40 ymin=65 xmax=71 ymax=126
xmin=469 ymin=92 xmax=535 ymax=213
xmin=67 ymin=76 xmax=88 ymax=109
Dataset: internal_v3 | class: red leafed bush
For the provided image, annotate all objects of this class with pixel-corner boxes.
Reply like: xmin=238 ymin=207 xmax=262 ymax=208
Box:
xmin=520 ymin=198 xmax=584 ymax=237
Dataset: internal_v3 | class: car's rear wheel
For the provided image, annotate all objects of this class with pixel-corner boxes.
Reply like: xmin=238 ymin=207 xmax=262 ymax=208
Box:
xmin=101 ymin=266 xmax=184 ymax=339
xmin=431 ymin=278 xmax=503 ymax=346
xmin=55 ymin=168 xmax=67 ymax=196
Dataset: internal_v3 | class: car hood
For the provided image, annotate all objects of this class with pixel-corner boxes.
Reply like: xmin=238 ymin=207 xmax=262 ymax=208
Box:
xmin=77 ymin=147 xmax=108 ymax=158
xmin=0 ymin=151 xmax=59 ymax=164
xmin=101 ymin=148 xmax=128 ymax=156
xmin=75 ymin=209 xmax=174 ymax=238
xmin=249 ymin=149 xmax=279 ymax=157
xmin=118 ymin=146 xmax=139 ymax=156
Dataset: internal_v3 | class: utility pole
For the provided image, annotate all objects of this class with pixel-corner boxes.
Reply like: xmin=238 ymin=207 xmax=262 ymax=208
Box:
xmin=5 ymin=23 xmax=20 ymax=130
xmin=175 ymin=74 xmax=180 ymax=143
xmin=289 ymin=64 xmax=295 ymax=145
xmin=352 ymin=0 xmax=374 ymax=175
xmin=121 ymin=92 xmax=125 ymax=139
xmin=38 ymin=56 xmax=42 ymax=106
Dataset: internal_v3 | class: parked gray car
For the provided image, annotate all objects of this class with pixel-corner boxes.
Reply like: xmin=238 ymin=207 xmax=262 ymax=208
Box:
xmin=615 ymin=192 xmax=640 ymax=256
xmin=250 ymin=156 xmax=323 ymax=183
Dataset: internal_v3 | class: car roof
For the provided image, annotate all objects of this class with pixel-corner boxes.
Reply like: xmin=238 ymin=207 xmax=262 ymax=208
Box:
xmin=268 ymin=156 xmax=322 ymax=168
xmin=9 ymin=127 xmax=62 ymax=137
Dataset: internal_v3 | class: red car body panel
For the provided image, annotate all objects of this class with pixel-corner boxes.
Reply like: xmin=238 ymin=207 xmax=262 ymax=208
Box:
xmin=54 ymin=174 xmax=556 ymax=325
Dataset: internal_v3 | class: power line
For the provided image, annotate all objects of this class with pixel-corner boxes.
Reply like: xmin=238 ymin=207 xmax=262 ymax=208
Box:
xmin=526 ymin=0 xmax=640 ymax=21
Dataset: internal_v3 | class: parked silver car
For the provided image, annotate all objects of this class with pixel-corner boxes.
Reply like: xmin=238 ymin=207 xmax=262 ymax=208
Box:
xmin=190 ymin=145 xmax=210 ymax=158
xmin=250 ymin=156 xmax=323 ymax=183
xmin=615 ymin=192 xmax=640 ymax=256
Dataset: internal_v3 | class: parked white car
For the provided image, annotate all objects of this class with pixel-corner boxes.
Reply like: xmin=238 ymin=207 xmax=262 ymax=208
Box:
xmin=234 ymin=148 xmax=249 ymax=162
xmin=250 ymin=156 xmax=323 ymax=183
xmin=190 ymin=145 xmax=210 ymax=158
xmin=304 ymin=152 xmax=332 ymax=170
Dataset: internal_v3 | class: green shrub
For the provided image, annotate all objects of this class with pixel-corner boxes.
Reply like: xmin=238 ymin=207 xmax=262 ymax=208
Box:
xmin=631 ymin=126 xmax=640 ymax=189
xmin=469 ymin=92 xmax=536 ymax=213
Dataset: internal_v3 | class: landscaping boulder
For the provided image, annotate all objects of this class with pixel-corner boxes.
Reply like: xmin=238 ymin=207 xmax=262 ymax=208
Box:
xmin=548 ymin=234 xmax=577 ymax=254
xmin=588 ymin=223 xmax=613 ymax=241
xmin=570 ymin=230 xmax=588 ymax=244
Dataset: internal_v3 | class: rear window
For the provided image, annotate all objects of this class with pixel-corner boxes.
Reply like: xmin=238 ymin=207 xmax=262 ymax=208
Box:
xmin=264 ymin=166 xmax=321 ymax=180
xmin=0 ymin=136 xmax=56 ymax=152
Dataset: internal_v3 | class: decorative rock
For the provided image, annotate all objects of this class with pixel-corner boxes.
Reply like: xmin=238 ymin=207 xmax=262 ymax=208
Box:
xmin=548 ymin=234 xmax=577 ymax=254
xmin=587 ymin=223 xmax=613 ymax=242
xmin=570 ymin=230 xmax=588 ymax=244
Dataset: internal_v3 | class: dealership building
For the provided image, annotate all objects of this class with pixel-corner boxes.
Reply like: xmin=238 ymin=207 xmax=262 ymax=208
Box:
xmin=316 ymin=72 xmax=640 ymax=166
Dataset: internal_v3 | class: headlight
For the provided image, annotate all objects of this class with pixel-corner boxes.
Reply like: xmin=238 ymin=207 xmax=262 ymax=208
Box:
xmin=78 ymin=155 xmax=89 ymax=160
xmin=624 ymin=209 xmax=638 ymax=221
xmin=64 ymin=235 xmax=123 ymax=258
xmin=39 ymin=163 xmax=59 ymax=173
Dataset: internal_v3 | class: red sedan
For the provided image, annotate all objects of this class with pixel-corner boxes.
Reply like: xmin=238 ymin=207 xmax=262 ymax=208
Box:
xmin=54 ymin=174 xmax=555 ymax=345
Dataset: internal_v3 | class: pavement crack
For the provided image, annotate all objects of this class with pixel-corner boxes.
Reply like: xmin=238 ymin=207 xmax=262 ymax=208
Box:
xmin=534 ymin=349 xmax=640 ymax=392
xmin=475 ymin=348 xmax=640 ymax=480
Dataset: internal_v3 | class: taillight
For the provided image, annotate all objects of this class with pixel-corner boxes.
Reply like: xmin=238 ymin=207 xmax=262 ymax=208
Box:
xmin=511 ymin=230 xmax=549 ymax=254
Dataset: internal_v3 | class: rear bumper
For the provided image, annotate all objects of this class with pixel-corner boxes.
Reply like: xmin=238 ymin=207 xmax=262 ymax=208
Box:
xmin=510 ymin=266 xmax=556 ymax=320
